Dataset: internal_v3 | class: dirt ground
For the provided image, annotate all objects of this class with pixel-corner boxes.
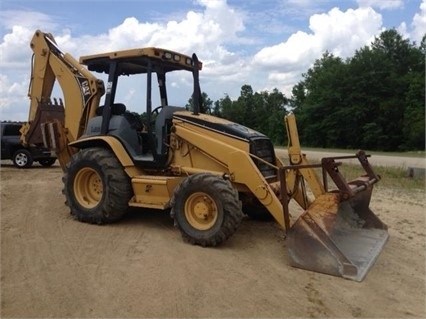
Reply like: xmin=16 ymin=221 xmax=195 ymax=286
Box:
xmin=1 ymin=155 xmax=425 ymax=318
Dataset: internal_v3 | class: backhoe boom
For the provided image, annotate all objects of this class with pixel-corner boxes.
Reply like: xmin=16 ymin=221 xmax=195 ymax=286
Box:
xmin=21 ymin=30 xmax=105 ymax=169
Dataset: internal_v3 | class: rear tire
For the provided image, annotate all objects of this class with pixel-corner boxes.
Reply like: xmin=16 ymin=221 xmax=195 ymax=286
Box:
xmin=12 ymin=149 xmax=33 ymax=168
xmin=171 ymin=173 xmax=243 ymax=247
xmin=63 ymin=147 xmax=132 ymax=224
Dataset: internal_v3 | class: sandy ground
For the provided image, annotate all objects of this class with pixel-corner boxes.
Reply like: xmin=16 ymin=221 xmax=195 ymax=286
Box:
xmin=1 ymin=152 xmax=425 ymax=318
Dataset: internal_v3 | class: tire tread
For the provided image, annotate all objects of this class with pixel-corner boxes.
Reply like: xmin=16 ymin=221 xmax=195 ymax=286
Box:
xmin=171 ymin=173 xmax=243 ymax=247
xmin=62 ymin=148 xmax=132 ymax=224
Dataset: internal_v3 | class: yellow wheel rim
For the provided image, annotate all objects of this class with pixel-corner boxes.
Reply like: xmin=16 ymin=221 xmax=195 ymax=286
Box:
xmin=184 ymin=192 xmax=218 ymax=230
xmin=74 ymin=167 xmax=103 ymax=209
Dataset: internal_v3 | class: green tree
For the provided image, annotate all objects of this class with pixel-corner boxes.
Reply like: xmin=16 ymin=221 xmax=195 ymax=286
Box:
xmin=235 ymin=84 xmax=256 ymax=128
xmin=186 ymin=92 xmax=213 ymax=113
xmin=401 ymin=34 xmax=426 ymax=150
xmin=259 ymin=88 xmax=288 ymax=144
xmin=350 ymin=29 xmax=424 ymax=150
xmin=402 ymin=71 xmax=425 ymax=149
xmin=291 ymin=29 xmax=425 ymax=151
xmin=292 ymin=52 xmax=349 ymax=147
xmin=220 ymin=94 xmax=244 ymax=123
xmin=214 ymin=86 xmax=289 ymax=145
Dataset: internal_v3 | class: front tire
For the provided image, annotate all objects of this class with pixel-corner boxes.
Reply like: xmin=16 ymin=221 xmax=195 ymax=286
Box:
xmin=12 ymin=149 xmax=33 ymax=168
xmin=171 ymin=173 xmax=243 ymax=247
xmin=240 ymin=193 xmax=273 ymax=221
xmin=63 ymin=147 xmax=132 ymax=224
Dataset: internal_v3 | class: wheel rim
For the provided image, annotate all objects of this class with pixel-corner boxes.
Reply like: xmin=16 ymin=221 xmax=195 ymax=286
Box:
xmin=184 ymin=192 xmax=218 ymax=230
xmin=73 ymin=167 xmax=103 ymax=209
xmin=15 ymin=153 xmax=28 ymax=166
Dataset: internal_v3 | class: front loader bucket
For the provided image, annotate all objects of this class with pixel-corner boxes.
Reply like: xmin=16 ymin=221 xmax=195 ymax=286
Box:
xmin=287 ymin=188 xmax=388 ymax=281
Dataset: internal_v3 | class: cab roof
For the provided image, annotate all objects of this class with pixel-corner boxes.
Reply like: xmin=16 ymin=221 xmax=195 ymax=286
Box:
xmin=79 ymin=47 xmax=202 ymax=75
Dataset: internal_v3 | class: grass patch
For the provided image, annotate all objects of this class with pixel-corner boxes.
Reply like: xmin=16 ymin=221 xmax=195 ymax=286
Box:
xmin=274 ymin=146 xmax=426 ymax=158
xmin=337 ymin=164 xmax=425 ymax=190
xmin=277 ymin=154 xmax=425 ymax=191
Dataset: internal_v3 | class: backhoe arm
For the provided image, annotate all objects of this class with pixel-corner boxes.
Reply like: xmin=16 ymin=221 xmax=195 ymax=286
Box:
xmin=21 ymin=30 xmax=105 ymax=170
xmin=26 ymin=32 xmax=56 ymax=121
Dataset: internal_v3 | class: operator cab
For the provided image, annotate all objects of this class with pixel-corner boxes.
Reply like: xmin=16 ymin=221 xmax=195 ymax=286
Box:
xmin=80 ymin=48 xmax=203 ymax=169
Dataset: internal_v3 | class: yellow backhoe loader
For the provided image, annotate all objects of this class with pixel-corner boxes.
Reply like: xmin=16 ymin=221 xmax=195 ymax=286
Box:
xmin=21 ymin=30 xmax=388 ymax=281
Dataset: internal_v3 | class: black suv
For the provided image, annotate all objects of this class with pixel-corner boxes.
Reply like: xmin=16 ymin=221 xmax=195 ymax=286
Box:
xmin=1 ymin=122 xmax=56 ymax=168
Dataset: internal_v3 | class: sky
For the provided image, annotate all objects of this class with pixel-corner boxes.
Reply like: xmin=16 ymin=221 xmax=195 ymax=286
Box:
xmin=0 ymin=0 xmax=425 ymax=121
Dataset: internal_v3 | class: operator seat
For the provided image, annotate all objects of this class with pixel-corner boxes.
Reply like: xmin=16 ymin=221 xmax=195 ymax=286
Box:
xmin=95 ymin=103 xmax=143 ymax=131
xmin=95 ymin=103 xmax=127 ymax=116
xmin=86 ymin=103 xmax=143 ymax=156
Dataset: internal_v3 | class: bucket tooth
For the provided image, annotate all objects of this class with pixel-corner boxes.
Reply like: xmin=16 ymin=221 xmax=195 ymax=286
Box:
xmin=287 ymin=192 xmax=388 ymax=281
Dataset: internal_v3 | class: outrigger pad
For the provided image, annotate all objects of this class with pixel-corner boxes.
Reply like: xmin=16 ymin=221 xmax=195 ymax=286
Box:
xmin=286 ymin=191 xmax=389 ymax=281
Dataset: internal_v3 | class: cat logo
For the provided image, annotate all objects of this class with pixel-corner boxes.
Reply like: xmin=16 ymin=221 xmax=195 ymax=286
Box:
xmin=76 ymin=76 xmax=92 ymax=106
xmin=81 ymin=80 xmax=90 ymax=96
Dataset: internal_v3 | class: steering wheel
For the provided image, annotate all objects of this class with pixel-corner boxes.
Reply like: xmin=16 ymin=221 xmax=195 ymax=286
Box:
xmin=150 ymin=106 xmax=163 ymax=127
xmin=151 ymin=106 xmax=163 ymax=117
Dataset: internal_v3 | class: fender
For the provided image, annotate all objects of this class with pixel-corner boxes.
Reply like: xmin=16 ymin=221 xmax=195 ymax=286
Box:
xmin=69 ymin=135 xmax=134 ymax=167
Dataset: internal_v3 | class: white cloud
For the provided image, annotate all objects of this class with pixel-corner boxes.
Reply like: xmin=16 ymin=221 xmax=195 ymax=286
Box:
xmin=0 ymin=1 xmax=247 ymax=120
xmin=0 ymin=26 xmax=34 ymax=68
xmin=0 ymin=0 xmax=422 ymax=121
xmin=397 ymin=21 xmax=410 ymax=39
xmin=411 ymin=0 xmax=426 ymax=43
xmin=0 ymin=74 xmax=29 ymax=119
xmin=106 ymin=17 xmax=161 ymax=50
xmin=252 ymin=31 xmax=316 ymax=71
xmin=253 ymin=7 xmax=383 ymax=68
xmin=309 ymin=7 xmax=382 ymax=56
xmin=356 ymin=0 xmax=404 ymax=10
xmin=251 ymin=7 xmax=383 ymax=95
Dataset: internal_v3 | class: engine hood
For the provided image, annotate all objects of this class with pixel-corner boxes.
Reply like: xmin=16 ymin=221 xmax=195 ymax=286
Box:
xmin=172 ymin=111 xmax=267 ymax=141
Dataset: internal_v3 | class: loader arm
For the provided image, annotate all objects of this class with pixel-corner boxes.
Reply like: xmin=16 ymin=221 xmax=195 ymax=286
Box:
xmin=285 ymin=114 xmax=325 ymax=203
xmin=21 ymin=30 xmax=105 ymax=170
xmin=172 ymin=122 xmax=287 ymax=227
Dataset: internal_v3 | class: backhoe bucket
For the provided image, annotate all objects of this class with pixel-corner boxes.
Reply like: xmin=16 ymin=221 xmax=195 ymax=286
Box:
xmin=22 ymin=99 xmax=64 ymax=146
xmin=287 ymin=187 xmax=388 ymax=281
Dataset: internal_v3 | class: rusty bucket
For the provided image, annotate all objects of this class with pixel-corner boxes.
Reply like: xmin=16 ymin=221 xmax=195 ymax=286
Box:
xmin=286 ymin=188 xmax=388 ymax=282
xmin=23 ymin=99 xmax=65 ymax=146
